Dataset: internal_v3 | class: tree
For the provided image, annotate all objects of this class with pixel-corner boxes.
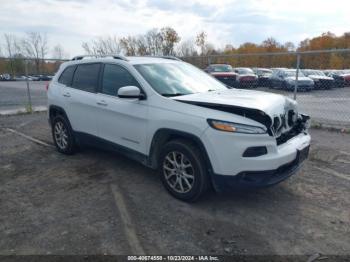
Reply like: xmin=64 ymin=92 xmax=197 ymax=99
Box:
xmin=52 ymin=44 xmax=68 ymax=59
xmin=119 ymin=36 xmax=139 ymax=56
xmin=176 ymin=39 xmax=197 ymax=57
xmin=196 ymin=31 xmax=207 ymax=55
xmin=22 ymin=32 xmax=48 ymax=73
xmin=82 ymin=36 xmax=121 ymax=56
xmin=3 ymin=34 xmax=22 ymax=76
xmin=159 ymin=27 xmax=180 ymax=55
xmin=144 ymin=29 xmax=163 ymax=55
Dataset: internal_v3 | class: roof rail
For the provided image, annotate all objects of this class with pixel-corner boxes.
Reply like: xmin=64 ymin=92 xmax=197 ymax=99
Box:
xmin=71 ymin=54 xmax=129 ymax=61
xmin=156 ymin=56 xmax=182 ymax=61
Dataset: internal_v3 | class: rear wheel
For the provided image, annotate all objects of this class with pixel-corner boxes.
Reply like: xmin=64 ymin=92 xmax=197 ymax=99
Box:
xmin=159 ymin=140 xmax=209 ymax=202
xmin=52 ymin=115 xmax=76 ymax=154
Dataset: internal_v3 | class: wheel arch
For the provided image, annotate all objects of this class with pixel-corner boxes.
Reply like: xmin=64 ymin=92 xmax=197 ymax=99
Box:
xmin=148 ymin=128 xmax=213 ymax=174
xmin=49 ymin=105 xmax=69 ymax=125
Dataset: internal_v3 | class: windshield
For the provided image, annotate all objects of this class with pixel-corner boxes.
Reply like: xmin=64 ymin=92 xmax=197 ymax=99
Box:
xmin=284 ymin=70 xmax=305 ymax=77
xmin=211 ymin=65 xmax=233 ymax=72
xmin=236 ymin=68 xmax=254 ymax=74
xmin=258 ymin=69 xmax=272 ymax=75
xmin=134 ymin=62 xmax=227 ymax=96
xmin=303 ymin=70 xmax=325 ymax=76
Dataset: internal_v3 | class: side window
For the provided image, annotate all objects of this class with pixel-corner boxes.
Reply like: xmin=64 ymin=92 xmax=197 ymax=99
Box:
xmin=58 ymin=66 xmax=76 ymax=86
xmin=101 ymin=64 xmax=140 ymax=96
xmin=72 ymin=63 xmax=101 ymax=93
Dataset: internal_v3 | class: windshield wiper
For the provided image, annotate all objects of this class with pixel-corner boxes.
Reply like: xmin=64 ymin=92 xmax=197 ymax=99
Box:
xmin=161 ymin=93 xmax=189 ymax=97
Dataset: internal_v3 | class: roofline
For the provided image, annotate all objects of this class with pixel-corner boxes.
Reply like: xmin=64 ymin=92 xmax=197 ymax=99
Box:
xmin=71 ymin=54 xmax=129 ymax=61
xmin=71 ymin=55 xmax=182 ymax=62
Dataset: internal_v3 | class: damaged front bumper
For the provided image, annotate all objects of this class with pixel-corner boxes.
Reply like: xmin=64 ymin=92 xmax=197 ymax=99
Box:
xmin=211 ymin=144 xmax=310 ymax=192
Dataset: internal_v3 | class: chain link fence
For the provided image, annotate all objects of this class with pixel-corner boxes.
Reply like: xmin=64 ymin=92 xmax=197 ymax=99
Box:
xmin=183 ymin=49 xmax=350 ymax=128
xmin=0 ymin=57 xmax=67 ymax=114
xmin=1 ymin=51 xmax=350 ymax=128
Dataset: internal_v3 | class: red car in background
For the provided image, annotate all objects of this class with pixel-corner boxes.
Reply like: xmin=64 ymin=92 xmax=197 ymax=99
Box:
xmin=233 ymin=67 xmax=258 ymax=88
xmin=204 ymin=64 xmax=238 ymax=87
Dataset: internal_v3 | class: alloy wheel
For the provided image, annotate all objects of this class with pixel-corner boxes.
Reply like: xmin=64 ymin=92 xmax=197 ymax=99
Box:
xmin=163 ymin=151 xmax=195 ymax=194
xmin=54 ymin=121 xmax=68 ymax=150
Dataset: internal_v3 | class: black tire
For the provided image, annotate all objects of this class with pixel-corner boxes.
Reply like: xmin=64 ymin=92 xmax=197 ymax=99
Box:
xmin=158 ymin=139 xmax=209 ymax=202
xmin=51 ymin=115 xmax=76 ymax=155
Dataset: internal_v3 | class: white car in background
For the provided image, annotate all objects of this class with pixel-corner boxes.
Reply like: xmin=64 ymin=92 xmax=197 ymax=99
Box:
xmin=47 ymin=55 xmax=311 ymax=201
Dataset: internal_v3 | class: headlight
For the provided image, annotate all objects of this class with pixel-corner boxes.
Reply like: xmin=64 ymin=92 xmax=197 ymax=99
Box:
xmin=207 ymin=119 xmax=267 ymax=134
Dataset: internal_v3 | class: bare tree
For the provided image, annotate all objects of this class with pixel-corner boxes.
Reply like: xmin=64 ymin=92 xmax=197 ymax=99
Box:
xmin=176 ymin=39 xmax=197 ymax=57
xmin=82 ymin=36 xmax=121 ymax=55
xmin=3 ymin=34 xmax=22 ymax=76
xmin=52 ymin=44 xmax=68 ymax=59
xmin=160 ymin=27 xmax=181 ymax=55
xmin=119 ymin=36 xmax=139 ymax=56
xmin=145 ymin=29 xmax=163 ymax=55
xmin=22 ymin=32 xmax=48 ymax=73
xmin=196 ymin=31 xmax=207 ymax=55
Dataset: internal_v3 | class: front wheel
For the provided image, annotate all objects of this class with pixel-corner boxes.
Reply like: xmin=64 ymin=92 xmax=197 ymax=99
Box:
xmin=159 ymin=140 xmax=209 ymax=202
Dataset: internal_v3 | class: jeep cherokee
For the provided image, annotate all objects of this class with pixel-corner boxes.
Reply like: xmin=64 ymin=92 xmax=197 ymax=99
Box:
xmin=47 ymin=55 xmax=311 ymax=202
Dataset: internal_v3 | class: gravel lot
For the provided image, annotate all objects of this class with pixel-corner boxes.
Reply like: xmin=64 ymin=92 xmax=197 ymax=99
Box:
xmin=0 ymin=112 xmax=349 ymax=256
xmin=1 ymin=81 xmax=350 ymax=127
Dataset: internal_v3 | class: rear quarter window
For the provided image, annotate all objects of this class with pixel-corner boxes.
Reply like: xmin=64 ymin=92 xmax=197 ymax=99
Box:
xmin=58 ymin=65 xmax=76 ymax=86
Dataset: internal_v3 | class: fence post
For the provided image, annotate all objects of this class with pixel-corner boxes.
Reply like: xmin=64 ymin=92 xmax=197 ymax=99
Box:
xmin=24 ymin=59 xmax=33 ymax=113
xmin=207 ymin=56 xmax=211 ymax=66
xmin=294 ymin=53 xmax=301 ymax=100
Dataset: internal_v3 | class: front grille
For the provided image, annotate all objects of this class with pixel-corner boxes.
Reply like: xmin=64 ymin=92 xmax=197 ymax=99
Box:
xmin=318 ymin=79 xmax=334 ymax=88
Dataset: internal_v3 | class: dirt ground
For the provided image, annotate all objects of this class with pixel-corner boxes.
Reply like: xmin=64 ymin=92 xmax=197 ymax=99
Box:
xmin=0 ymin=112 xmax=349 ymax=256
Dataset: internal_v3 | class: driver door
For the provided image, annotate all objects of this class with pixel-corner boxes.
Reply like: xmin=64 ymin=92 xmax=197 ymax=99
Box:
xmin=95 ymin=63 xmax=148 ymax=154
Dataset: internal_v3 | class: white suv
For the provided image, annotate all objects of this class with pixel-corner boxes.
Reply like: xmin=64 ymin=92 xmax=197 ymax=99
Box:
xmin=47 ymin=55 xmax=311 ymax=201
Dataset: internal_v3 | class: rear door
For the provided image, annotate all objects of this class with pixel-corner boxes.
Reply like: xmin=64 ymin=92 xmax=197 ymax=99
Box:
xmin=95 ymin=63 xmax=148 ymax=154
xmin=60 ymin=63 xmax=101 ymax=136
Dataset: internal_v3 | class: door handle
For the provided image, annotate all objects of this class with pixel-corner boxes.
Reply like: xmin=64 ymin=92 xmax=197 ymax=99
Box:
xmin=97 ymin=101 xmax=108 ymax=106
xmin=63 ymin=92 xmax=71 ymax=97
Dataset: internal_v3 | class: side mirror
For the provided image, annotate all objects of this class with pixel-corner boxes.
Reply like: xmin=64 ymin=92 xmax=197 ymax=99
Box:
xmin=117 ymin=86 xmax=145 ymax=99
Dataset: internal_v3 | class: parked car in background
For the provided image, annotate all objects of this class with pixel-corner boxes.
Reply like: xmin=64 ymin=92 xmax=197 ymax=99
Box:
xmin=204 ymin=64 xmax=238 ymax=88
xmin=271 ymin=67 xmax=288 ymax=73
xmin=233 ymin=67 xmax=258 ymax=88
xmin=29 ymin=75 xmax=40 ymax=81
xmin=39 ymin=75 xmax=53 ymax=81
xmin=32 ymin=74 xmax=53 ymax=81
xmin=0 ymin=73 xmax=11 ymax=81
xmin=270 ymin=69 xmax=314 ymax=91
xmin=14 ymin=75 xmax=32 ymax=81
xmin=253 ymin=68 xmax=273 ymax=87
xmin=302 ymin=69 xmax=334 ymax=89
xmin=324 ymin=70 xmax=350 ymax=88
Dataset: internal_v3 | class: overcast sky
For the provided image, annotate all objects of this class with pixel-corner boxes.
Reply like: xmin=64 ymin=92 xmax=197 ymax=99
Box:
xmin=0 ymin=0 xmax=349 ymax=57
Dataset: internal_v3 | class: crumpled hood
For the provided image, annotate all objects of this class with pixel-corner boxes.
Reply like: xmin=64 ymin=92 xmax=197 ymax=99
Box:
xmin=174 ymin=88 xmax=297 ymax=122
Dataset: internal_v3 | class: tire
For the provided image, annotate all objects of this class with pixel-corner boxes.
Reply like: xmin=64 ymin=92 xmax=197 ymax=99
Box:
xmin=158 ymin=139 xmax=209 ymax=202
xmin=51 ymin=115 xmax=77 ymax=155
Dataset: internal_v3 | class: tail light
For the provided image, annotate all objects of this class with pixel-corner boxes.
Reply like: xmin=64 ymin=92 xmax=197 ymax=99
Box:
xmin=45 ymin=82 xmax=50 ymax=91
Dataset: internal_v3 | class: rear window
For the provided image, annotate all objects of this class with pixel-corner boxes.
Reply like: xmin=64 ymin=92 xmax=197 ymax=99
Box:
xmin=72 ymin=63 xmax=101 ymax=92
xmin=58 ymin=66 xmax=76 ymax=86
